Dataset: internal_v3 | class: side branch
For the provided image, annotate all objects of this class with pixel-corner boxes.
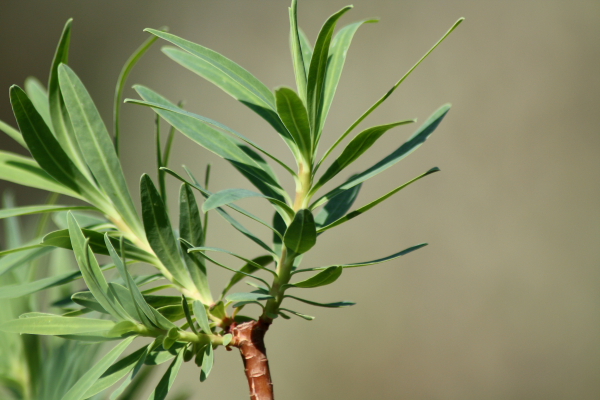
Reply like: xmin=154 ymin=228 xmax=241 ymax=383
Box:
xmin=232 ymin=320 xmax=274 ymax=400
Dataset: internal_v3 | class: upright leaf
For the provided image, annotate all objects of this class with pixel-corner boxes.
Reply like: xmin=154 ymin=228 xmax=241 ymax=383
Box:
xmin=24 ymin=77 xmax=52 ymax=130
xmin=289 ymin=0 xmax=307 ymax=103
xmin=306 ymin=6 xmax=352 ymax=139
xmin=298 ymin=29 xmax=313 ymax=75
xmin=141 ymin=174 xmax=194 ymax=289
xmin=192 ymin=300 xmax=211 ymax=334
xmin=0 ymin=120 xmax=27 ymax=147
xmin=58 ymin=64 xmax=143 ymax=236
xmin=276 ymin=87 xmax=312 ymax=162
xmin=284 ymin=209 xmax=317 ymax=255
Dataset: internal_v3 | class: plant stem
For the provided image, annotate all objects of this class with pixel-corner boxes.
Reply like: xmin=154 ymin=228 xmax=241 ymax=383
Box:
xmin=232 ymin=320 xmax=274 ymax=400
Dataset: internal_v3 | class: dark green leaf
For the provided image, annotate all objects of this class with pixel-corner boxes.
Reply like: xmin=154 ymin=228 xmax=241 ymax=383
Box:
xmin=279 ymin=308 xmax=315 ymax=320
xmin=141 ymin=174 xmax=194 ymax=289
xmin=311 ymin=105 xmax=451 ymax=209
xmin=319 ymin=243 xmax=428 ymax=270
xmin=284 ymin=294 xmax=355 ymax=308
xmin=284 ymin=209 xmax=317 ymax=254
xmin=289 ymin=266 xmax=342 ymax=288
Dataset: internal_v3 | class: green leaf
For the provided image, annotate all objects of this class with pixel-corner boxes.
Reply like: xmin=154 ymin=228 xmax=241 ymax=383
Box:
xmin=192 ymin=300 xmax=211 ymax=334
xmin=0 ymin=269 xmax=81 ymax=299
xmin=114 ymin=33 xmax=159 ymax=156
xmin=60 ymin=336 xmax=135 ymax=400
xmin=318 ymin=168 xmax=440 ymax=232
xmin=314 ymin=179 xmax=361 ymax=229
xmin=58 ymin=64 xmax=143 ymax=236
xmin=179 ymin=184 xmax=212 ymax=303
xmin=221 ymin=255 xmax=273 ymax=298
xmin=0 ymin=204 xmax=96 ymax=220
xmin=164 ymin=167 xmax=277 ymax=254
xmin=24 ymin=77 xmax=52 ymax=130
xmin=284 ymin=209 xmax=317 ymax=255
xmin=0 ymin=119 xmax=26 ymax=147
xmin=48 ymin=19 xmax=93 ymax=181
xmin=141 ymin=174 xmax=194 ymax=289
xmin=275 ymin=87 xmax=312 ymax=161
xmin=135 ymin=86 xmax=288 ymax=202
xmin=312 ymin=120 xmax=415 ymax=191
xmin=126 ymin=97 xmax=296 ymax=177
xmin=315 ymin=243 xmax=428 ymax=270
xmin=83 ymin=345 xmax=148 ymax=399
xmin=226 ymin=292 xmax=274 ymax=303
xmin=9 ymin=86 xmax=105 ymax=204
xmin=289 ymin=266 xmax=342 ymax=288
xmin=318 ymin=18 xmax=464 ymax=165
xmin=188 ymin=246 xmax=276 ymax=278
xmin=298 ymin=29 xmax=313 ymax=76
xmin=42 ymin=228 xmax=155 ymax=264
xmin=68 ymin=213 xmax=132 ymax=321
xmin=319 ymin=19 xmax=378 ymax=135
xmin=0 ymin=246 xmax=53 ymax=277
xmin=306 ymin=5 xmax=352 ymax=139
xmin=289 ymin=0 xmax=307 ymax=103
xmin=200 ymin=344 xmax=213 ymax=382
xmin=279 ymin=308 xmax=315 ymax=320
xmin=284 ymin=294 xmax=355 ymax=308
xmin=311 ymin=105 xmax=451 ymax=209
xmin=0 ymin=315 xmax=115 ymax=335
xmin=148 ymin=346 xmax=185 ymax=400
xmin=203 ymin=188 xmax=294 ymax=222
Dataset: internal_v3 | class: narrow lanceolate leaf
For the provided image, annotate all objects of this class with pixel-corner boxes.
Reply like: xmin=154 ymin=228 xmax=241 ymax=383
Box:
xmin=192 ymin=301 xmax=211 ymax=334
xmin=284 ymin=209 xmax=317 ymax=255
xmin=141 ymin=174 xmax=194 ymax=289
xmin=226 ymin=292 xmax=274 ymax=303
xmin=0 ymin=205 xmax=96 ymax=220
xmin=289 ymin=266 xmax=343 ymax=288
xmin=221 ymin=255 xmax=273 ymax=298
xmin=279 ymin=308 xmax=315 ymax=321
xmin=61 ymin=336 xmax=135 ymax=400
xmin=0 ymin=151 xmax=77 ymax=197
xmin=68 ymin=213 xmax=132 ymax=321
xmin=47 ymin=20 xmax=92 ymax=180
xmin=298 ymin=29 xmax=313 ymax=75
xmin=135 ymin=86 xmax=289 ymax=203
xmin=58 ymin=64 xmax=143 ymax=236
xmin=312 ymin=105 xmax=451 ymax=209
xmin=24 ymin=77 xmax=52 ymax=130
xmin=276 ymin=87 xmax=312 ymax=161
xmin=200 ymin=344 xmax=213 ymax=382
xmin=148 ymin=347 xmax=185 ymax=400
xmin=315 ymin=179 xmax=361 ymax=229
xmin=289 ymin=0 xmax=307 ymax=103
xmin=145 ymin=29 xmax=298 ymax=154
xmin=319 ymin=18 xmax=464 ymax=164
xmin=318 ymin=19 xmax=378 ymax=135
xmin=179 ymin=184 xmax=212 ymax=303
xmin=284 ymin=294 xmax=355 ymax=308
xmin=318 ymin=167 xmax=440 ymax=232
xmin=203 ymin=188 xmax=294 ymax=222
xmin=9 ymin=86 xmax=106 ymax=205
xmin=0 ymin=246 xmax=53 ymax=278
xmin=312 ymin=120 xmax=415 ymax=191
xmin=316 ymin=243 xmax=428 ymax=270
xmin=306 ymin=5 xmax=353 ymax=139
xmin=0 ymin=120 xmax=26 ymax=147
xmin=0 ymin=315 xmax=115 ymax=335
xmin=188 ymin=247 xmax=276 ymax=278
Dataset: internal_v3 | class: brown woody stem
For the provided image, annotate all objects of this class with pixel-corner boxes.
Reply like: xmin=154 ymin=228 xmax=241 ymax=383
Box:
xmin=232 ymin=320 xmax=274 ymax=400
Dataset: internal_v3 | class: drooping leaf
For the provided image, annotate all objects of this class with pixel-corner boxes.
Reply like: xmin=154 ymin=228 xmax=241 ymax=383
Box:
xmin=9 ymin=86 xmax=106 ymax=205
xmin=0 ymin=315 xmax=115 ymax=335
xmin=318 ymin=19 xmax=378 ymax=135
xmin=203 ymin=188 xmax=294 ymax=222
xmin=312 ymin=120 xmax=415 ymax=191
xmin=318 ymin=167 xmax=440 ymax=232
xmin=288 ymin=266 xmax=343 ymax=288
xmin=306 ymin=5 xmax=352 ymax=139
xmin=284 ymin=294 xmax=355 ymax=308
xmin=221 ymin=255 xmax=273 ymax=298
xmin=60 ymin=336 xmax=135 ymax=400
xmin=276 ymin=86 xmax=312 ymax=161
xmin=140 ymin=174 xmax=194 ymax=289
xmin=311 ymin=105 xmax=451 ymax=209
xmin=289 ymin=0 xmax=307 ymax=103
xmin=314 ymin=179 xmax=361 ymax=229
xmin=135 ymin=86 xmax=288 ymax=202
xmin=200 ymin=344 xmax=213 ymax=382
xmin=284 ymin=209 xmax=317 ymax=255
xmin=148 ymin=346 xmax=185 ymax=400
xmin=58 ymin=64 xmax=143 ymax=236
xmin=192 ymin=300 xmax=211 ymax=334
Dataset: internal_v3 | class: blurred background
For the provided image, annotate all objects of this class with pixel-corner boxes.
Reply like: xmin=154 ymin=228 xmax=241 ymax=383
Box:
xmin=1 ymin=0 xmax=599 ymax=399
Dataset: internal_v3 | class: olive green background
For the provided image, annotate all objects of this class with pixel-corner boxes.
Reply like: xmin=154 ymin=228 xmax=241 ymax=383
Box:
xmin=1 ymin=1 xmax=599 ymax=399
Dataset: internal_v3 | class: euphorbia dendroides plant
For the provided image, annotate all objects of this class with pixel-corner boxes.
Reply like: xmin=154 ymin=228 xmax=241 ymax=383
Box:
xmin=0 ymin=1 xmax=462 ymax=399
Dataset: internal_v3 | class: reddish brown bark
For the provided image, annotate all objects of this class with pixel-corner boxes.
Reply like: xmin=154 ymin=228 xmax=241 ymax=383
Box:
xmin=231 ymin=320 xmax=274 ymax=400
